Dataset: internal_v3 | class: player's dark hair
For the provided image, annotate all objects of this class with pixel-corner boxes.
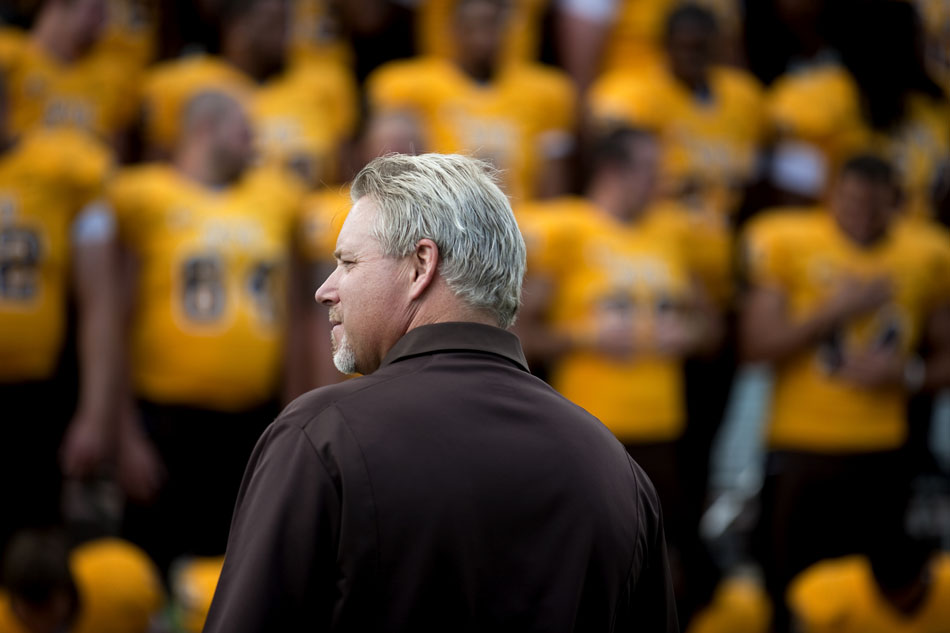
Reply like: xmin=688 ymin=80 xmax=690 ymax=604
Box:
xmin=220 ymin=0 xmax=285 ymax=26
xmin=454 ymin=0 xmax=508 ymax=15
xmin=839 ymin=154 xmax=897 ymax=188
xmin=590 ymin=126 xmax=655 ymax=172
xmin=583 ymin=126 xmax=656 ymax=191
xmin=664 ymin=3 xmax=718 ymax=42
xmin=2 ymin=529 xmax=79 ymax=619
xmin=869 ymin=533 xmax=934 ymax=593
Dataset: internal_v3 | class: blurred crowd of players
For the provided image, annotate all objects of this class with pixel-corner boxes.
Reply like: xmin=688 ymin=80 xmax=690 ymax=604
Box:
xmin=1 ymin=0 xmax=950 ymax=631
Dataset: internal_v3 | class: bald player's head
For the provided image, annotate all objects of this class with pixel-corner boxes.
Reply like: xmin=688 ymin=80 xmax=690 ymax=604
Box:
xmin=361 ymin=111 xmax=426 ymax=161
xmin=180 ymin=91 xmax=255 ymax=183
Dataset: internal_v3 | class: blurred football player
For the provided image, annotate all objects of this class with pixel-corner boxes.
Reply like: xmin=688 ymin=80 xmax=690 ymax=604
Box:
xmin=740 ymin=154 xmax=950 ymax=631
xmin=0 ymin=0 xmax=146 ymax=145
xmin=367 ymin=0 xmax=576 ymax=203
xmin=0 ymin=72 xmax=119 ymax=569
xmin=517 ymin=126 xmax=725 ymax=625
xmin=142 ymin=0 xmax=357 ymax=189
xmin=109 ymin=91 xmax=303 ymax=576
xmin=0 ymin=531 xmax=163 ymax=633
xmin=589 ymin=3 xmax=765 ymax=220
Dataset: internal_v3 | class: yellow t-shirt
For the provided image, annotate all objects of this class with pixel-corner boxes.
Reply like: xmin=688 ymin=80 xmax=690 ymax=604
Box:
xmin=367 ymin=56 xmax=575 ymax=203
xmin=416 ymin=0 xmax=549 ymax=67
xmin=788 ymin=554 xmax=950 ymax=633
xmin=110 ymin=165 xmax=302 ymax=411
xmin=519 ymin=197 xmax=700 ymax=442
xmin=742 ymin=211 xmax=950 ymax=452
xmin=590 ymin=63 xmax=765 ymax=218
xmin=299 ymin=184 xmax=351 ymax=263
xmin=142 ymin=55 xmax=357 ymax=185
xmin=0 ymin=129 xmax=111 ymax=382
xmin=0 ymin=27 xmax=143 ymax=140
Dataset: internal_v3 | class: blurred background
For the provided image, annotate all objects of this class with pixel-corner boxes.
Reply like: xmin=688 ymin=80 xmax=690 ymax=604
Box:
xmin=0 ymin=0 xmax=949 ymax=632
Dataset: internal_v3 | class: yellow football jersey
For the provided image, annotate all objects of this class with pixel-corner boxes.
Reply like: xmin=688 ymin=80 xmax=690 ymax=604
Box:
xmin=110 ymin=165 xmax=302 ymax=411
xmin=0 ymin=129 xmax=111 ymax=382
xmin=171 ymin=556 xmax=224 ymax=633
xmin=416 ymin=0 xmax=548 ymax=67
xmin=601 ymin=0 xmax=743 ymax=74
xmin=868 ymin=94 xmax=950 ymax=220
xmin=367 ymin=57 xmax=575 ymax=203
xmin=589 ymin=63 xmax=765 ymax=218
xmin=788 ymin=554 xmax=950 ymax=633
xmin=299 ymin=184 xmax=351 ymax=263
xmin=743 ymin=211 xmax=950 ymax=452
xmin=686 ymin=576 xmax=771 ymax=633
xmin=766 ymin=63 xmax=867 ymax=169
xmin=289 ymin=0 xmax=352 ymax=68
xmin=70 ymin=539 xmax=164 ymax=633
xmin=142 ymin=55 xmax=357 ymax=186
xmin=0 ymin=26 xmax=142 ymax=140
xmin=519 ymin=197 xmax=701 ymax=442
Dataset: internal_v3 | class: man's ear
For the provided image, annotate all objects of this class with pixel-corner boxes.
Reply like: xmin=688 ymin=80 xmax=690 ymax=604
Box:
xmin=409 ymin=238 xmax=439 ymax=301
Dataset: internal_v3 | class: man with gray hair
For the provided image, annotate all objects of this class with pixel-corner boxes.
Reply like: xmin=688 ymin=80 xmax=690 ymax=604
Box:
xmin=204 ymin=153 xmax=678 ymax=632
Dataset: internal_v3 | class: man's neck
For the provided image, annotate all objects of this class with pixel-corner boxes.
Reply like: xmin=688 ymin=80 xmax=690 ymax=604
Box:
xmin=455 ymin=57 xmax=496 ymax=84
xmin=174 ymin=145 xmax=235 ymax=189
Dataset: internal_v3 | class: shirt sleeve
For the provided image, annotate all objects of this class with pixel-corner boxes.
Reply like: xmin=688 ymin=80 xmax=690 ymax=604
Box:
xmin=204 ymin=420 xmax=341 ymax=633
xmin=623 ymin=456 xmax=679 ymax=632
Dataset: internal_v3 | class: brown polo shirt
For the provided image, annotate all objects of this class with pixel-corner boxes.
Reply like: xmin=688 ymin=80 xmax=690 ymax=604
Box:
xmin=204 ymin=322 xmax=678 ymax=632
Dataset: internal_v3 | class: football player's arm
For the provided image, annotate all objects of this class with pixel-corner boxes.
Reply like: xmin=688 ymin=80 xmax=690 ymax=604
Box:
xmin=60 ymin=203 xmax=123 ymax=478
xmin=112 ymin=233 xmax=165 ymax=502
xmin=665 ymin=278 xmax=723 ymax=357
xmin=512 ymin=273 xmax=575 ymax=364
xmin=204 ymin=421 xmax=340 ymax=633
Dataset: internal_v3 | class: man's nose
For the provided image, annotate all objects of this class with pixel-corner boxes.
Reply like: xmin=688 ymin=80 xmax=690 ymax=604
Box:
xmin=314 ymin=269 xmax=338 ymax=306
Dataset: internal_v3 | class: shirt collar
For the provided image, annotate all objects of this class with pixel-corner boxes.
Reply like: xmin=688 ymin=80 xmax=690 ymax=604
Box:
xmin=380 ymin=322 xmax=529 ymax=372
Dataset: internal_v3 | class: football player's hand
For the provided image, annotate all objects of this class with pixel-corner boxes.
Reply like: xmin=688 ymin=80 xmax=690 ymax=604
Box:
xmin=826 ymin=277 xmax=892 ymax=323
xmin=652 ymin=314 xmax=699 ymax=357
xmin=117 ymin=417 xmax=166 ymax=503
xmin=59 ymin=411 xmax=110 ymax=478
xmin=838 ymin=349 xmax=904 ymax=389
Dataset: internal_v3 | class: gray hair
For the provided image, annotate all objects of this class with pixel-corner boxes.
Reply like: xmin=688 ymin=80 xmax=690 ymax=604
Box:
xmin=351 ymin=153 xmax=526 ymax=328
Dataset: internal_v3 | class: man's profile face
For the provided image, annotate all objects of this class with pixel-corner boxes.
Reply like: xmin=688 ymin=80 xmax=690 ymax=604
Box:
xmin=315 ymin=197 xmax=411 ymax=375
